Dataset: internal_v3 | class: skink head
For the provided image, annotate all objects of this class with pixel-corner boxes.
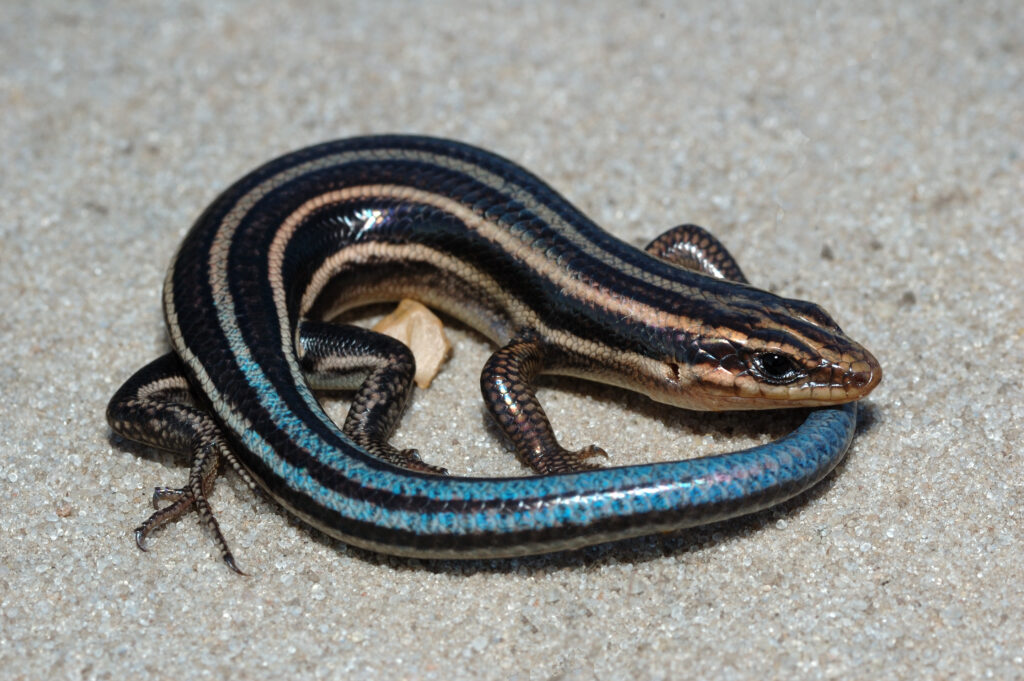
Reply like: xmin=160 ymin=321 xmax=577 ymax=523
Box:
xmin=648 ymin=288 xmax=882 ymax=410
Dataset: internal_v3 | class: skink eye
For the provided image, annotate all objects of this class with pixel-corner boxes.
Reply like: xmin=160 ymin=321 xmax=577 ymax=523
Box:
xmin=750 ymin=352 xmax=802 ymax=385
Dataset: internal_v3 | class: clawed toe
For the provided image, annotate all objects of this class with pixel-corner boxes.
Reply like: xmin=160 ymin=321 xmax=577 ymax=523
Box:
xmin=395 ymin=448 xmax=449 ymax=476
xmin=135 ymin=488 xmax=196 ymax=551
xmin=533 ymin=444 xmax=609 ymax=474
xmin=151 ymin=486 xmax=185 ymax=508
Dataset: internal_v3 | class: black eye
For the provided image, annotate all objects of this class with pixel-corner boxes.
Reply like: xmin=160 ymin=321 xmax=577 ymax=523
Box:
xmin=750 ymin=352 xmax=802 ymax=385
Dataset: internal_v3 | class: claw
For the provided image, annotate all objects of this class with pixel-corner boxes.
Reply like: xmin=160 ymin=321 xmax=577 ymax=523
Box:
xmin=579 ymin=444 xmax=610 ymax=461
xmin=222 ymin=552 xmax=247 ymax=576
xmin=134 ymin=527 xmax=149 ymax=552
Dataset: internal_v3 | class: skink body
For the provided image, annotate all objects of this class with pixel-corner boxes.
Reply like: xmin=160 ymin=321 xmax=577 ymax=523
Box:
xmin=108 ymin=136 xmax=881 ymax=568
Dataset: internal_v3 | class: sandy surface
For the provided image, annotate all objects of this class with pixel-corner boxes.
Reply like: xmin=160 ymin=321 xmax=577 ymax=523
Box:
xmin=2 ymin=2 xmax=1021 ymax=679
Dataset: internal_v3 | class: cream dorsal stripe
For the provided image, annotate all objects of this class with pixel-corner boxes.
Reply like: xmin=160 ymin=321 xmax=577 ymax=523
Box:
xmin=267 ymin=185 xmax=701 ymax=330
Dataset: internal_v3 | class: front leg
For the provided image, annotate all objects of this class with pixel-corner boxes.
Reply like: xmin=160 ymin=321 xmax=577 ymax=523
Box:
xmin=481 ymin=338 xmax=607 ymax=474
xmin=298 ymin=321 xmax=446 ymax=475
xmin=645 ymin=223 xmax=749 ymax=284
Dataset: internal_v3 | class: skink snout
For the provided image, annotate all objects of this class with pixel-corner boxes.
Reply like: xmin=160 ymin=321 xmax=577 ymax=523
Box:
xmin=843 ymin=349 xmax=882 ymax=396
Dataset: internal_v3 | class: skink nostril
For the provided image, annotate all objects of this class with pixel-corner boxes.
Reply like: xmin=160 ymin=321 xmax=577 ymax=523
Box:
xmin=845 ymin=359 xmax=881 ymax=392
xmin=848 ymin=370 xmax=871 ymax=389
